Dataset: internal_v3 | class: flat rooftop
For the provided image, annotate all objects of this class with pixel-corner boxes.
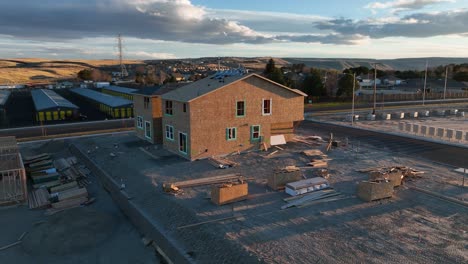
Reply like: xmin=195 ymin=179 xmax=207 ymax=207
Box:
xmin=69 ymin=128 xmax=467 ymax=263
xmin=102 ymin=85 xmax=138 ymax=95
xmin=31 ymin=89 xmax=78 ymax=111
xmin=0 ymin=90 xmax=11 ymax=106
xmin=70 ymin=88 xmax=133 ymax=108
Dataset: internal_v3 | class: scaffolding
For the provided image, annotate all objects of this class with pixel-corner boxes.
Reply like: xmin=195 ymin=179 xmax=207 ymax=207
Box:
xmin=0 ymin=137 xmax=27 ymax=206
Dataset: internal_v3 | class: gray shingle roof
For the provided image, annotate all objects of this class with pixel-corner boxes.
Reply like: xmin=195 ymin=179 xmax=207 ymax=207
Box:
xmin=162 ymin=73 xmax=307 ymax=102
xmin=102 ymin=85 xmax=139 ymax=95
xmin=0 ymin=90 xmax=11 ymax=106
xmin=31 ymin=89 xmax=79 ymax=111
xmin=70 ymin=88 xmax=133 ymax=108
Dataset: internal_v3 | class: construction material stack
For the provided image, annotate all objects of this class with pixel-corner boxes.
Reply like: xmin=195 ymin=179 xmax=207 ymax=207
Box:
xmin=211 ymin=182 xmax=248 ymax=205
xmin=268 ymin=166 xmax=303 ymax=190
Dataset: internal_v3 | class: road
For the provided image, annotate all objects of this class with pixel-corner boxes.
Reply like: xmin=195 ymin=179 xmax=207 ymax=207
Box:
xmin=300 ymin=120 xmax=468 ymax=168
xmin=0 ymin=119 xmax=134 ymax=139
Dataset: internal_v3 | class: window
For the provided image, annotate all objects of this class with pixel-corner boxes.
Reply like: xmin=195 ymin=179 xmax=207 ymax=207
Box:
xmin=262 ymin=99 xmax=272 ymax=115
xmin=145 ymin=121 xmax=151 ymax=139
xmin=226 ymin=127 xmax=237 ymax=141
xmin=183 ymin=103 xmax=187 ymax=113
xmin=251 ymin=125 xmax=261 ymax=141
xmin=179 ymin=132 xmax=187 ymax=154
xmin=165 ymin=125 xmax=174 ymax=140
xmin=165 ymin=100 xmax=173 ymax=115
xmin=144 ymin=97 xmax=150 ymax=109
xmin=137 ymin=116 xmax=143 ymax=129
xmin=236 ymin=101 xmax=245 ymax=117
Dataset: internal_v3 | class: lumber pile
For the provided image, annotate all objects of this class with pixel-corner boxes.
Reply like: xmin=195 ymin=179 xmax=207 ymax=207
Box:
xmin=291 ymin=135 xmax=324 ymax=146
xmin=285 ymin=177 xmax=330 ymax=196
xmin=163 ymin=173 xmax=246 ymax=193
xmin=24 ymin=154 xmax=93 ymax=211
xmin=281 ymin=189 xmax=345 ymax=209
xmin=28 ymin=188 xmax=51 ymax=209
xmin=357 ymin=180 xmax=394 ymax=202
xmin=303 ymin=149 xmax=330 ymax=168
xmin=358 ymin=166 xmax=424 ymax=186
xmin=268 ymin=167 xmax=303 ymax=190
xmin=207 ymin=156 xmax=239 ymax=169
xmin=211 ymin=182 xmax=248 ymax=205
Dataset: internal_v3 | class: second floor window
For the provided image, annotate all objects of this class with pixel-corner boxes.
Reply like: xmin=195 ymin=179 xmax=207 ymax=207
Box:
xmin=226 ymin=127 xmax=237 ymax=141
xmin=236 ymin=101 xmax=245 ymax=117
xmin=165 ymin=100 xmax=173 ymax=115
xmin=263 ymin=99 xmax=272 ymax=115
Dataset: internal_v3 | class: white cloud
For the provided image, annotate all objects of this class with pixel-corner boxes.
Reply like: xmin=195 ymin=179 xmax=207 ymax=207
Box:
xmin=132 ymin=51 xmax=176 ymax=59
xmin=366 ymin=0 xmax=456 ymax=12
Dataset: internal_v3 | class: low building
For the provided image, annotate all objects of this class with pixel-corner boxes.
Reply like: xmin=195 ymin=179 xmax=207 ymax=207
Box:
xmin=70 ymin=88 xmax=133 ymax=118
xmin=101 ymin=85 xmax=138 ymax=101
xmin=0 ymin=90 xmax=11 ymax=111
xmin=31 ymin=89 xmax=79 ymax=122
xmin=160 ymin=71 xmax=306 ymax=160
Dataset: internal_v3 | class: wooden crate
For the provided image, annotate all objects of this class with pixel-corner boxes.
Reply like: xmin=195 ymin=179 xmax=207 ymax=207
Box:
xmin=267 ymin=170 xmax=302 ymax=190
xmin=368 ymin=171 xmax=403 ymax=187
xmin=357 ymin=181 xmax=393 ymax=202
xmin=211 ymin=183 xmax=248 ymax=205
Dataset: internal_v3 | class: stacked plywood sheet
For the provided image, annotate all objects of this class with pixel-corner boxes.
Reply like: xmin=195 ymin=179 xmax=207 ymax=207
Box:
xmin=268 ymin=167 xmax=302 ymax=190
xmin=303 ymin=149 xmax=330 ymax=168
xmin=28 ymin=188 xmax=51 ymax=209
xmin=163 ymin=173 xmax=245 ymax=193
xmin=285 ymin=177 xmax=329 ymax=196
xmin=281 ymin=189 xmax=344 ymax=209
xmin=357 ymin=181 xmax=394 ymax=202
xmin=211 ymin=182 xmax=248 ymax=205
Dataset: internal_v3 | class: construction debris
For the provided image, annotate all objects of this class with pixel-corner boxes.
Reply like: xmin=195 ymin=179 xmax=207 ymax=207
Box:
xmin=358 ymin=166 xmax=424 ymax=185
xmin=163 ymin=173 xmax=245 ymax=193
xmin=285 ymin=177 xmax=330 ymax=196
xmin=357 ymin=180 xmax=394 ymax=202
xmin=281 ymin=189 xmax=344 ymax=209
xmin=211 ymin=182 xmax=248 ymax=205
xmin=23 ymin=154 xmax=93 ymax=212
xmin=268 ymin=167 xmax=303 ymax=190
xmin=208 ymin=156 xmax=239 ymax=169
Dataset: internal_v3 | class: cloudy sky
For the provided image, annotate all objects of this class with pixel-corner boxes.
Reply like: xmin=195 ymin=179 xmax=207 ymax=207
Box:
xmin=0 ymin=0 xmax=467 ymax=59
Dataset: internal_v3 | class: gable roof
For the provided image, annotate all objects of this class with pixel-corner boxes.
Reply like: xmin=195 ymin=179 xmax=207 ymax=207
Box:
xmin=133 ymin=83 xmax=190 ymax=97
xmin=162 ymin=73 xmax=307 ymax=102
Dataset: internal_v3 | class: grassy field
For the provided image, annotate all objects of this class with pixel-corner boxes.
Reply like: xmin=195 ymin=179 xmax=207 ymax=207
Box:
xmin=0 ymin=58 xmax=143 ymax=84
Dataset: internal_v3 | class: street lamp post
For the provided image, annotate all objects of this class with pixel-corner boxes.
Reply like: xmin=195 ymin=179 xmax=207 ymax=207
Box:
xmin=372 ymin=64 xmax=377 ymax=115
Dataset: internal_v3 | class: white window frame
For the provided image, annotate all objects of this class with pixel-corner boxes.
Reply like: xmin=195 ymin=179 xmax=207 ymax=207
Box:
xmin=145 ymin=121 xmax=152 ymax=139
xmin=165 ymin=125 xmax=174 ymax=140
xmin=137 ymin=116 xmax=143 ymax=129
xmin=262 ymin=98 xmax=272 ymax=116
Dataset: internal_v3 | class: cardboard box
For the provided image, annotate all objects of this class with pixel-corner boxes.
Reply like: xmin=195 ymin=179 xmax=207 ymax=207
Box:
xmin=357 ymin=181 xmax=393 ymax=202
xmin=211 ymin=182 xmax=248 ymax=205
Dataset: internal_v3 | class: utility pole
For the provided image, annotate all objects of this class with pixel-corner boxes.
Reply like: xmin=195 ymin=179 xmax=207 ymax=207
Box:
xmin=352 ymin=73 xmax=356 ymax=126
xmin=372 ymin=64 xmax=377 ymax=115
xmin=422 ymin=60 xmax=428 ymax=106
xmin=443 ymin=66 xmax=448 ymax=100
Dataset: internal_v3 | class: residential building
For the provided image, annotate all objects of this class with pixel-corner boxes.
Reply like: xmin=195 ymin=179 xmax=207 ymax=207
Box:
xmin=133 ymin=84 xmax=187 ymax=144
xmin=160 ymin=72 xmax=306 ymax=160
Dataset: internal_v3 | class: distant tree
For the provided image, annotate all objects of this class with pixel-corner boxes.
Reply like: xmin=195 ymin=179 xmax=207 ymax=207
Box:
xmin=453 ymin=72 xmax=468 ymax=82
xmin=77 ymin=69 xmax=93 ymax=80
xmin=302 ymin=68 xmax=327 ymax=97
xmin=336 ymin=74 xmax=359 ymax=97
xmin=344 ymin=66 xmax=369 ymax=76
xmin=135 ymin=72 xmax=145 ymax=84
xmin=145 ymin=72 xmax=156 ymax=85
xmin=264 ymin=58 xmax=276 ymax=75
xmin=264 ymin=58 xmax=285 ymax=85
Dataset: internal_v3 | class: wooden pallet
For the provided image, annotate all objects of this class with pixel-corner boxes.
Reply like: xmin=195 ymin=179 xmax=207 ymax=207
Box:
xmin=28 ymin=188 xmax=51 ymax=209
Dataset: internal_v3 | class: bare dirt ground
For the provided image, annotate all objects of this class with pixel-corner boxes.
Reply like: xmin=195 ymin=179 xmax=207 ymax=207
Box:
xmin=0 ymin=140 xmax=157 ymax=264
xmin=66 ymin=128 xmax=467 ymax=264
